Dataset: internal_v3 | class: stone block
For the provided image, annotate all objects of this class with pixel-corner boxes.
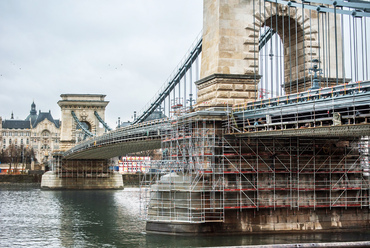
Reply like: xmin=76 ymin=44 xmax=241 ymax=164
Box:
xmin=220 ymin=51 xmax=234 ymax=59
xmin=220 ymin=66 xmax=231 ymax=74
xmin=200 ymin=85 xmax=216 ymax=95
xmin=245 ymin=85 xmax=257 ymax=91
xmin=215 ymin=98 xmax=234 ymax=105
xmin=217 ymin=84 xmax=233 ymax=90
xmin=230 ymin=91 xmax=250 ymax=99
xmin=216 ymin=91 xmax=229 ymax=98
xmin=244 ymin=68 xmax=259 ymax=74
xmin=243 ymin=38 xmax=256 ymax=45
xmin=204 ymin=91 xmax=217 ymax=100
xmin=197 ymin=95 xmax=206 ymax=103
xmin=234 ymin=84 xmax=244 ymax=91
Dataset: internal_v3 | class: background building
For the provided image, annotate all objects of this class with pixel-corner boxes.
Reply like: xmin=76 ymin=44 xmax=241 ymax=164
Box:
xmin=118 ymin=156 xmax=151 ymax=174
xmin=0 ymin=101 xmax=61 ymax=170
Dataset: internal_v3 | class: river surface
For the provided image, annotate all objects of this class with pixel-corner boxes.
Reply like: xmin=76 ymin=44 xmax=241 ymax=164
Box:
xmin=1 ymin=184 xmax=370 ymax=248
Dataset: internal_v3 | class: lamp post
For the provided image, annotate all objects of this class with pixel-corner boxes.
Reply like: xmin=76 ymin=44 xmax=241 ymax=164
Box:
xmin=187 ymin=93 xmax=195 ymax=110
xmin=309 ymin=59 xmax=322 ymax=90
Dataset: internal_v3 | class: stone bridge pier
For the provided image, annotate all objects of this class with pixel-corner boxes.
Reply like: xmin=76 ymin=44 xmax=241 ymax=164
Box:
xmin=41 ymin=156 xmax=123 ymax=190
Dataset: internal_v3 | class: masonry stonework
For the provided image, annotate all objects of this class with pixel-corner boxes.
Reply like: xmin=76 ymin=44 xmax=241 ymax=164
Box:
xmin=58 ymin=94 xmax=109 ymax=151
xmin=197 ymin=0 xmax=344 ymax=106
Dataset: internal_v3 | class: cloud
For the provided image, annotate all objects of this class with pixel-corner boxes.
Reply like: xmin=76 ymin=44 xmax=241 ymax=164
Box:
xmin=0 ymin=0 xmax=203 ymax=127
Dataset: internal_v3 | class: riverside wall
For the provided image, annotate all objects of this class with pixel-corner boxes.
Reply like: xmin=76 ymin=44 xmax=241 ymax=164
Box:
xmin=0 ymin=174 xmax=42 ymax=183
xmin=41 ymin=171 xmax=124 ymax=190
xmin=0 ymin=173 xmax=142 ymax=186
xmin=146 ymin=208 xmax=370 ymax=235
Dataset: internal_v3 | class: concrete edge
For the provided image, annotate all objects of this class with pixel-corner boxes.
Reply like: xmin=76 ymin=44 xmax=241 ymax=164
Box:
xmin=206 ymin=241 xmax=370 ymax=248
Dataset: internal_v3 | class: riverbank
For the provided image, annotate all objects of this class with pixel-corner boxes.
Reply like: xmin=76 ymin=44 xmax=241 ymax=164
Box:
xmin=122 ymin=173 xmax=142 ymax=186
xmin=0 ymin=173 xmax=142 ymax=186
xmin=0 ymin=174 xmax=42 ymax=183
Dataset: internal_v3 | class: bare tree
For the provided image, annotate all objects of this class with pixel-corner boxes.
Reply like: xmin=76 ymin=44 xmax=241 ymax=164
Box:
xmin=3 ymin=144 xmax=20 ymax=174
xmin=1 ymin=145 xmax=35 ymax=174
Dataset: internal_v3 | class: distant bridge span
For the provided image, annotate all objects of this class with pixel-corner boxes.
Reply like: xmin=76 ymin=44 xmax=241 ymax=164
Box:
xmin=63 ymin=110 xmax=228 ymax=159
xmin=63 ymin=120 xmax=170 ymax=159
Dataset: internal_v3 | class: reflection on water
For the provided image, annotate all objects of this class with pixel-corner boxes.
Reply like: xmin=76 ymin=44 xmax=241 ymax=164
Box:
xmin=1 ymin=184 xmax=370 ymax=248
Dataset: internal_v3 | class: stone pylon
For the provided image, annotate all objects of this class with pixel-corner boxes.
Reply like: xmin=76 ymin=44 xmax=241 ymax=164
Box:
xmin=58 ymin=94 xmax=109 ymax=151
xmin=196 ymin=0 xmax=344 ymax=108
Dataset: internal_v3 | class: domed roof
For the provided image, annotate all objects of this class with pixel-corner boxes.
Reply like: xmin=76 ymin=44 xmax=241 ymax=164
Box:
xmin=25 ymin=101 xmax=38 ymax=124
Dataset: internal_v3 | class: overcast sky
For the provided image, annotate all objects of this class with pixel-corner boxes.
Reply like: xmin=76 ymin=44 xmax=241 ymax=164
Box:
xmin=0 ymin=0 xmax=203 ymax=128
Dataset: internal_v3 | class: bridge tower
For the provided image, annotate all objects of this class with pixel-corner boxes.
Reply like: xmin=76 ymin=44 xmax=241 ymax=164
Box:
xmin=58 ymin=94 xmax=109 ymax=151
xmin=41 ymin=94 xmax=124 ymax=190
xmin=197 ymin=0 xmax=344 ymax=107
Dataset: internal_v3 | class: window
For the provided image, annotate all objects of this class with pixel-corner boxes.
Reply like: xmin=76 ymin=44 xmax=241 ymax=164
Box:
xmin=14 ymin=132 xmax=18 ymax=136
xmin=9 ymin=132 xmax=12 ymax=136
xmin=26 ymin=139 xmax=29 ymax=145
xmin=21 ymin=139 xmax=23 ymax=144
xmin=42 ymin=130 xmax=50 ymax=137
xmin=2 ymin=132 xmax=6 ymax=136
xmin=9 ymin=139 xmax=11 ymax=144
xmin=3 ymin=139 xmax=5 ymax=144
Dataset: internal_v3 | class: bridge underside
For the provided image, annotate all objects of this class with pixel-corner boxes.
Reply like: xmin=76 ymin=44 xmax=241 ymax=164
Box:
xmin=63 ymin=139 xmax=161 ymax=160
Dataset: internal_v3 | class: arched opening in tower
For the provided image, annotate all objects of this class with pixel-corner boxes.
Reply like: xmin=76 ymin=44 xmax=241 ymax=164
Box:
xmin=258 ymin=26 xmax=284 ymax=99
xmin=258 ymin=14 xmax=308 ymax=98
xmin=78 ymin=121 xmax=91 ymax=132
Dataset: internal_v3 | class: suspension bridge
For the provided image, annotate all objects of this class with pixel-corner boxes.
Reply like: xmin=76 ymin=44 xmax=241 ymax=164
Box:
xmin=42 ymin=0 xmax=370 ymax=235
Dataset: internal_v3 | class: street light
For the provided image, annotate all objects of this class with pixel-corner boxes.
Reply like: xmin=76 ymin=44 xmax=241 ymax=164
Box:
xmin=309 ymin=59 xmax=322 ymax=90
xmin=187 ymin=93 xmax=195 ymax=110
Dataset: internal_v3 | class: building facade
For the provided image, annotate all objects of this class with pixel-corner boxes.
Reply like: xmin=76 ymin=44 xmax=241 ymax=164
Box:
xmin=118 ymin=156 xmax=151 ymax=174
xmin=1 ymin=102 xmax=61 ymax=165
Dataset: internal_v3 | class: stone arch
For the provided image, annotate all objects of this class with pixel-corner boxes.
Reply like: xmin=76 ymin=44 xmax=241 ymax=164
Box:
xmin=198 ymin=0 xmax=344 ymax=107
xmin=244 ymin=2 xmax=320 ymax=93
xmin=74 ymin=115 xmax=96 ymax=134
xmin=79 ymin=121 xmax=91 ymax=132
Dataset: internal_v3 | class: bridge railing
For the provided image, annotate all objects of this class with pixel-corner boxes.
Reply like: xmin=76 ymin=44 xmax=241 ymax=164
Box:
xmin=134 ymin=30 xmax=203 ymax=124
xmin=227 ymin=81 xmax=370 ymax=134
xmin=232 ymin=81 xmax=370 ymax=113
xmin=64 ymin=118 xmax=171 ymax=157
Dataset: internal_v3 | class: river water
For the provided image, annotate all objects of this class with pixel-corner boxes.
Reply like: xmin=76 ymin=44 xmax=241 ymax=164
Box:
xmin=1 ymin=184 xmax=370 ymax=248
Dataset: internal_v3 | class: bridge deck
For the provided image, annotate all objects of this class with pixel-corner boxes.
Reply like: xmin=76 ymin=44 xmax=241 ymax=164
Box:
xmin=228 ymin=81 xmax=370 ymax=137
xmin=64 ymin=119 xmax=170 ymax=159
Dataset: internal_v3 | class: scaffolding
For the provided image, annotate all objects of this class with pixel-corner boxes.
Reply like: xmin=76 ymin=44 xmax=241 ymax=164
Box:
xmin=141 ymin=102 xmax=370 ymax=225
xmin=221 ymin=82 xmax=370 ymax=211
xmin=141 ymin=113 xmax=225 ymax=223
xmin=49 ymin=153 xmax=112 ymax=179
xmin=222 ymin=136 xmax=370 ymax=210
